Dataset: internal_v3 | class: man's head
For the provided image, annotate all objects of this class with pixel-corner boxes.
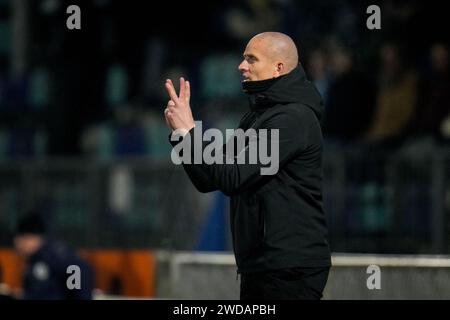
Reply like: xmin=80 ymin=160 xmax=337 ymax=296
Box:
xmin=238 ymin=32 xmax=299 ymax=82
xmin=14 ymin=213 xmax=46 ymax=258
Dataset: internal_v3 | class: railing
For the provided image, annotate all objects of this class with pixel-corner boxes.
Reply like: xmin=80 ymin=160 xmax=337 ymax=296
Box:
xmin=323 ymin=144 xmax=449 ymax=254
xmin=0 ymin=145 xmax=448 ymax=253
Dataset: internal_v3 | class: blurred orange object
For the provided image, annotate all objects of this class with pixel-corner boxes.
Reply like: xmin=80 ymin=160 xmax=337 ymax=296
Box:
xmin=0 ymin=249 xmax=156 ymax=298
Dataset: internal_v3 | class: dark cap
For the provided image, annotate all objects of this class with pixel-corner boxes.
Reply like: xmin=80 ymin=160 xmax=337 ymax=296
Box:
xmin=15 ymin=212 xmax=47 ymax=236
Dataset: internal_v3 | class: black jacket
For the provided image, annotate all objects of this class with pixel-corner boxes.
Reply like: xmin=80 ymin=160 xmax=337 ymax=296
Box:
xmin=170 ymin=66 xmax=331 ymax=273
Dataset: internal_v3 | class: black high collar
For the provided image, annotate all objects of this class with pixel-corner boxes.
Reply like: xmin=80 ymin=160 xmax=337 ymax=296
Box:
xmin=241 ymin=76 xmax=283 ymax=95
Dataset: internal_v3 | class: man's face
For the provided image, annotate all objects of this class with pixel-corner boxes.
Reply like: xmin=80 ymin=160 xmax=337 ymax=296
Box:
xmin=238 ymin=38 xmax=279 ymax=82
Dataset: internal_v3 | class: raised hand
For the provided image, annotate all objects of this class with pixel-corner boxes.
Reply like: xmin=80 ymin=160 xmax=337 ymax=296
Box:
xmin=164 ymin=77 xmax=195 ymax=134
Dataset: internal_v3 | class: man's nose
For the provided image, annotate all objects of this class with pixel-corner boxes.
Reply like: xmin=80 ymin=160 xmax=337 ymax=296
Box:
xmin=238 ymin=60 xmax=248 ymax=72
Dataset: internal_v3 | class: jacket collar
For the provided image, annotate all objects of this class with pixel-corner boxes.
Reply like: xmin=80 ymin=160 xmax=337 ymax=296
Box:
xmin=241 ymin=66 xmax=307 ymax=111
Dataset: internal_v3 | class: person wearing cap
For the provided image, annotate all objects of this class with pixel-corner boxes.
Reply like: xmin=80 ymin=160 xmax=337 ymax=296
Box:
xmin=13 ymin=212 xmax=94 ymax=300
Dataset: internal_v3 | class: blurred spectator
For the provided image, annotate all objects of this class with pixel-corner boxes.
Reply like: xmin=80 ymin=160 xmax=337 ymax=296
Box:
xmin=105 ymin=64 xmax=129 ymax=108
xmin=141 ymin=38 xmax=168 ymax=108
xmin=410 ymin=43 xmax=450 ymax=141
xmin=365 ymin=42 xmax=418 ymax=145
xmin=224 ymin=0 xmax=281 ymax=41
xmin=13 ymin=212 xmax=94 ymax=300
xmin=200 ymin=53 xmax=242 ymax=100
xmin=113 ymin=106 xmax=146 ymax=156
xmin=305 ymin=46 xmax=331 ymax=103
xmin=323 ymin=42 xmax=376 ymax=143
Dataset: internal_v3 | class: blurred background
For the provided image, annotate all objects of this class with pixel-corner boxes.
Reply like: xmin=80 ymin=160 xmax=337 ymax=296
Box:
xmin=0 ymin=0 xmax=449 ymax=299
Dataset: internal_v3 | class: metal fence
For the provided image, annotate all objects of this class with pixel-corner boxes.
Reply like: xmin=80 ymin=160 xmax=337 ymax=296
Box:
xmin=0 ymin=145 xmax=449 ymax=253
xmin=323 ymin=144 xmax=449 ymax=254
xmin=0 ymin=158 xmax=214 ymax=249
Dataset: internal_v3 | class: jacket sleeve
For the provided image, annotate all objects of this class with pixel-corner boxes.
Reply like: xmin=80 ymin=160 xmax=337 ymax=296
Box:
xmin=181 ymin=162 xmax=219 ymax=193
xmin=169 ymin=107 xmax=316 ymax=196
xmin=169 ymin=133 xmax=218 ymax=193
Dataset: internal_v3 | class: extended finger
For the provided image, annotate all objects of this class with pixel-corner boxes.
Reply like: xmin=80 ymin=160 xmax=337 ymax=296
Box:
xmin=179 ymin=77 xmax=185 ymax=101
xmin=185 ymin=80 xmax=190 ymax=103
xmin=165 ymin=79 xmax=179 ymax=103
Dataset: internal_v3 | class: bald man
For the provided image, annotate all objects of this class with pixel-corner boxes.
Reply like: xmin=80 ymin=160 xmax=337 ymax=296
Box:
xmin=164 ymin=32 xmax=331 ymax=300
xmin=239 ymin=32 xmax=299 ymax=81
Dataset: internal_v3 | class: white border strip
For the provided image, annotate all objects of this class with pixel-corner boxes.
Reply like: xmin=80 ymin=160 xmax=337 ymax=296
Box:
xmin=332 ymin=253 xmax=450 ymax=268
xmin=160 ymin=251 xmax=450 ymax=268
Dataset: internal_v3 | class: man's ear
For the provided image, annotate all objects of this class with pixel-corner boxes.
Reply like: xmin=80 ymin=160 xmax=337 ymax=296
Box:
xmin=276 ymin=62 xmax=284 ymax=75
